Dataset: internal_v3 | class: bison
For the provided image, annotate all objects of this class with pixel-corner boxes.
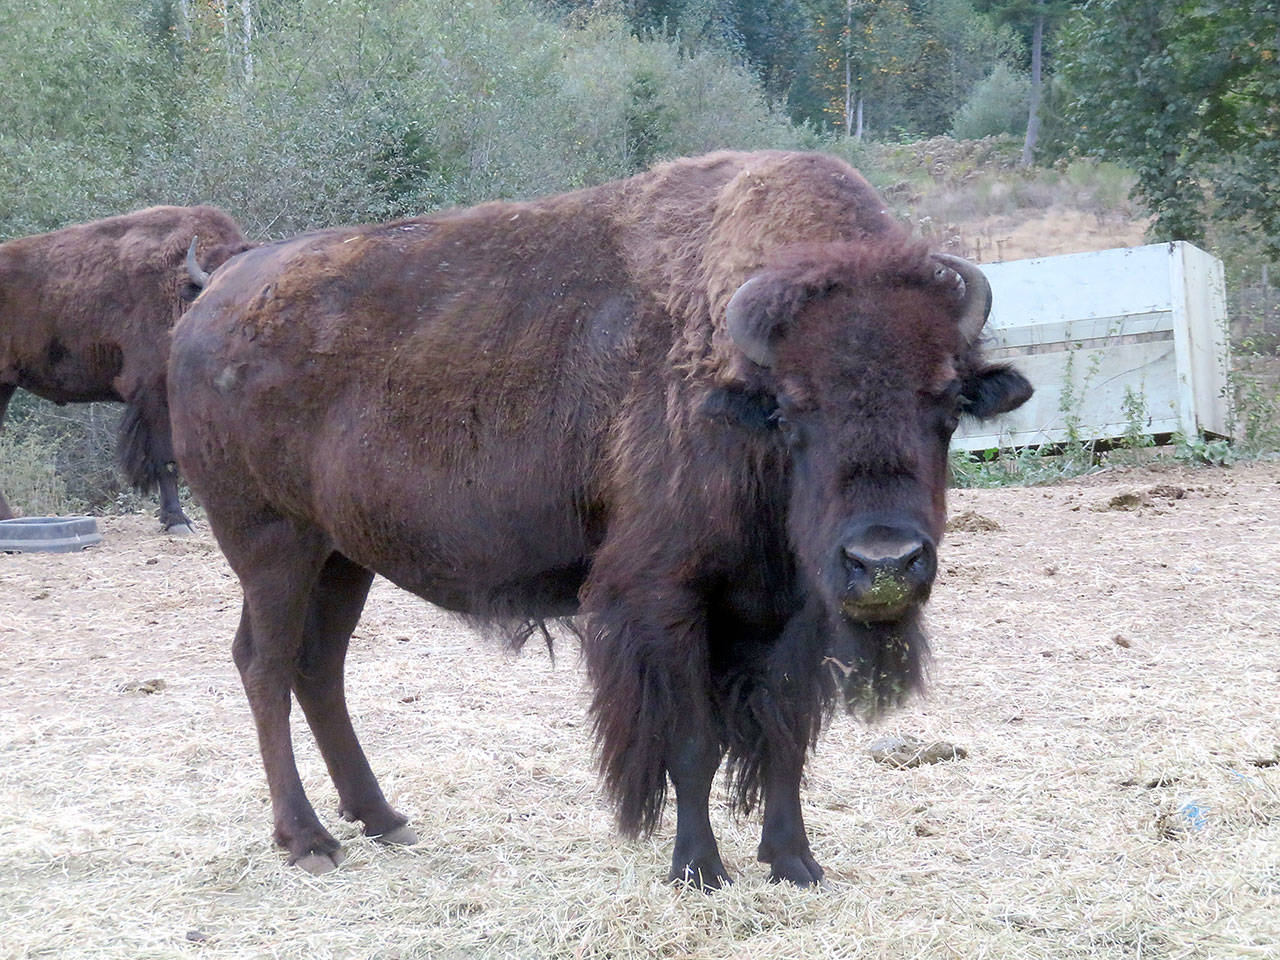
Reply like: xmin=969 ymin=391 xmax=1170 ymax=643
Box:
xmin=168 ymin=151 xmax=1031 ymax=886
xmin=0 ymin=205 xmax=250 ymax=530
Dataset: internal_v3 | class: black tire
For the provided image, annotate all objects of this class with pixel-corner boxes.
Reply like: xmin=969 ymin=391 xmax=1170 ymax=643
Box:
xmin=0 ymin=516 xmax=103 ymax=553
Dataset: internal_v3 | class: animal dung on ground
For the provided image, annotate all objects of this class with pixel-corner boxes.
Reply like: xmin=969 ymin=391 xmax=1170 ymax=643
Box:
xmin=1103 ymin=491 xmax=1150 ymax=511
xmin=1101 ymin=484 xmax=1188 ymax=513
xmin=1249 ymin=747 xmax=1280 ymax=769
xmin=119 ymin=678 xmax=167 ymax=695
xmin=946 ymin=510 xmax=1002 ymax=532
xmin=868 ymin=734 xmax=968 ymax=768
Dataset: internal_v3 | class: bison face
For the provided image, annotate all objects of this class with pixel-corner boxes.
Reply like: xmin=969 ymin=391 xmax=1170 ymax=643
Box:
xmin=720 ymin=248 xmax=1030 ymax=695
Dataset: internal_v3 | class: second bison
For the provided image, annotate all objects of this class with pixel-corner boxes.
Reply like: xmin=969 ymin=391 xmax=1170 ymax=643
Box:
xmin=0 ymin=205 xmax=249 ymax=529
xmin=169 ymin=151 xmax=1031 ymax=886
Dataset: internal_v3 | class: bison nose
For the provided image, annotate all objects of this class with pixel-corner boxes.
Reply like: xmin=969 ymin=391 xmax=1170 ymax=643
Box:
xmin=839 ymin=531 xmax=935 ymax=621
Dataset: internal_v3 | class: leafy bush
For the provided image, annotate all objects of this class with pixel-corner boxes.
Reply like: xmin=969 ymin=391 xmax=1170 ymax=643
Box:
xmin=1 ymin=0 xmax=804 ymax=243
xmin=951 ymin=65 xmax=1030 ymax=141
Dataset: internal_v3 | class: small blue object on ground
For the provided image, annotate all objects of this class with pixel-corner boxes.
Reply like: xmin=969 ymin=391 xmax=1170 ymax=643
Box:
xmin=1179 ymin=800 xmax=1210 ymax=831
xmin=0 ymin=516 xmax=103 ymax=553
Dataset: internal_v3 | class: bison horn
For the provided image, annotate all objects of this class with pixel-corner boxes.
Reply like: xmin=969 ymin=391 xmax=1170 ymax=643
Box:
xmin=933 ymin=254 xmax=991 ymax=345
xmin=725 ymin=276 xmax=777 ymax=368
xmin=186 ymin=236 xmax=211 ymax=288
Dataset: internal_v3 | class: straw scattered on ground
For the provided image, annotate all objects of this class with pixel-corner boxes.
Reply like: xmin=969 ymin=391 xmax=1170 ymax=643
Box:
xmin=2 ymin=460 xmax=1278 ymax=959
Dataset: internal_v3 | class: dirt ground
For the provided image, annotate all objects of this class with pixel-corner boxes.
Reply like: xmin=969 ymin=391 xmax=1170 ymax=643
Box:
xmin=2 ymin=460 xmax=1278 ymax=959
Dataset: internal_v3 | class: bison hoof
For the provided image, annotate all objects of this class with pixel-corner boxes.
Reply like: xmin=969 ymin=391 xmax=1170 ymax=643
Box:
xmin=669 ymin=859 xmax=732 ymax=892
xmin=372 ymin=824 xmax=418 ymax=846
xmin=766 ymin=852 xmax=825 ymax=888
xmin=292 ymin=847 xmax=347 ymax=875
xmin=165 ymin=522 xmax=194 ymax=537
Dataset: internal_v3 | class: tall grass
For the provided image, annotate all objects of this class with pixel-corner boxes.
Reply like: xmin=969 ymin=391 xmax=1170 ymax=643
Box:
xmin=0 ymin=433 xmax=80 ymax=518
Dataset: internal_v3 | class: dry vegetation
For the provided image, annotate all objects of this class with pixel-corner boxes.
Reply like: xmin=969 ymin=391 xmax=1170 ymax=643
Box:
xmin=868 ymin=137 xmax=1151 ymax=264
xmin=3 ymin=460 xmax=1278 ymax=959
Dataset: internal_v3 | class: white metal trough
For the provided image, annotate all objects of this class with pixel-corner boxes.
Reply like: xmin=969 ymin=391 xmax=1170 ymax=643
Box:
xmin=952 ymin=241 xmax=1232 ymax=452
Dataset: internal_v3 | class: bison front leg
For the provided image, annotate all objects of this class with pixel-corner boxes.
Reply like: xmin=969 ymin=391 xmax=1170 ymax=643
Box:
xmin=156 ymin=461 xmax=193 ymax=535
xmin=117 ymin=390 xmax=193 ymax=534
xmin=667 ymin=728 xmax=731 ymax=890
xmin=756 ymin=742 xmax=824 ymax=887
xmin=583 ymin=582 xmax=730 ymax=890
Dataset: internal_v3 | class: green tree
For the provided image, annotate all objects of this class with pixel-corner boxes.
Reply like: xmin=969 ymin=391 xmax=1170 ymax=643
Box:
xmin=951 ymin=63 xmax=1030 ymax=138
xmin=803 ymin=0 xmax=1004 ymax=139
xmin=1058 ymin=0 xmax=1280 ymax=255
xmin=542 ymin=0 xmax=1010 ymax=139
xmin=973 ymin=0 xmax=1083 ymax=164
xmin=0 ymin=0 xmax=174 ymax=236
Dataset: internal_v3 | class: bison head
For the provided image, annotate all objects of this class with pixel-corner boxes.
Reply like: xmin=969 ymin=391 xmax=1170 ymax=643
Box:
xmin=181 ymin=235 xmax=252 ymax=303
xmin=718 ymin=242 xmax=1031 ymax=711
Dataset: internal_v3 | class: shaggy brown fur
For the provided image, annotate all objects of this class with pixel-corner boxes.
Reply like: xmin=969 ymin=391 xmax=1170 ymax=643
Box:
xmin=0 ymin=205 xmax=250 ymax=528
xmin=168 ymin=151 xmax=1031 ymax=888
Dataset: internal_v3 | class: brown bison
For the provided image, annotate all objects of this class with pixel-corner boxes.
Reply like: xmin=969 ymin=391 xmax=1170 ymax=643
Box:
xmin=0 ymin=205 xmax=250 ymax=530
xmin=169 ymin=151 xmax=1031 ymax=886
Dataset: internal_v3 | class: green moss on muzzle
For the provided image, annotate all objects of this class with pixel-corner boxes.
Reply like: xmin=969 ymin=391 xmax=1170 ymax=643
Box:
xmin=864 ymin=569 xmax=911 ymax=607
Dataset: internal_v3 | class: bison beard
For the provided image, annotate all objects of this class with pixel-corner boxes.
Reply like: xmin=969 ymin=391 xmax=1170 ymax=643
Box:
xmin=587 ymin=590 xmax=927 ymax=839
xmin=168 ymin=149 xmax=1031 ymax=888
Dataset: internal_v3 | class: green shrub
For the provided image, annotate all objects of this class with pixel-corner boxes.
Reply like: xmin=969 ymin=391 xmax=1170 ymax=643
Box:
xmin=950 ymin=65 xmax=1030 ymax=141
xmin=1 ymin=396 xmax=150 ymax=517
xmin=1 ymin=0 xmax=805 ymax=243
xmin=0 ymin=432 xmax=80 ymax=518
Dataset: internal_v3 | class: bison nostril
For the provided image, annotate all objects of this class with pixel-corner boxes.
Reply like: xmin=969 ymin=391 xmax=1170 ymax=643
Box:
xmin=906 ymin=548 xmax=926 ymax=576
xmin=841 ymin=544 xmax=867 ymax=573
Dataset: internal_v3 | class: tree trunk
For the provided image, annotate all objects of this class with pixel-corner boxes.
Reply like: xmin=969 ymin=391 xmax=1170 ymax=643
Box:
xmin=177 ymin=0 xmax=191 ymax=43
xmin=844 ymin=51 xmax=853 ymax=135
xmin=240 ymin=0 xmax=253 ymax=84
xmin=854 ymin=89 xmax=864 ymax=140
xmin=1021 ymin=3 xmax=1045 ymax=167
xmin=220 ymin=0 xmax=231 ymax=76
xmin=843 ymin=0 xmax=854 ymax=136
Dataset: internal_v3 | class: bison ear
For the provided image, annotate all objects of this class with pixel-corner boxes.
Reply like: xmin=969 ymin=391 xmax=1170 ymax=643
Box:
xmin=725 ymin=274 xmax=792 ymax=368
xmin=961 ymin=364 xmax=1033 ymax=420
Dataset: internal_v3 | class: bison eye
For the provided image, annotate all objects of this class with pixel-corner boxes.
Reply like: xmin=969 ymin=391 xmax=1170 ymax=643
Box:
xmin=929 ymin=381 xmax=963 ymax=437
xmin=769 ymin=409 xmax=804 ymax=448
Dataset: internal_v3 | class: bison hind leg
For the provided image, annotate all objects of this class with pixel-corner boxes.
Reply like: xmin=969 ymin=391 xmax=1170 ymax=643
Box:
xmin=117 ymin=392 xmax=191 ymax=531
xmin=231 ymin=581 xmax=345 ymax=872
xmin=294 ymin=551 xmax=414 ymax=845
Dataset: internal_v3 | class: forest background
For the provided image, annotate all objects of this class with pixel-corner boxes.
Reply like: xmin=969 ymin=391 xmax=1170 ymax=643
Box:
xmin=2 ymin=0 xmax=1277 ymax=511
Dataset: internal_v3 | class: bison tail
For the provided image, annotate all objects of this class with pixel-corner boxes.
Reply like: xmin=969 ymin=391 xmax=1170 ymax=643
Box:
xmin=583 ymin=601 xmax=708 ymax=838
xmin=117 ymin=395 xmax=172 ymax=493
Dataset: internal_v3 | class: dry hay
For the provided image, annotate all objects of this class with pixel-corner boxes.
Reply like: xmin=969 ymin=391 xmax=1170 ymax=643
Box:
xmin=2 ymin=460 xmax=1279 ymax=959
